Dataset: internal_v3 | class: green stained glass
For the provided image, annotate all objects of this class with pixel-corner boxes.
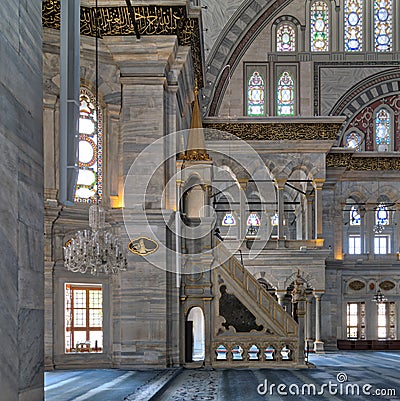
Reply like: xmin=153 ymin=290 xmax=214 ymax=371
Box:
xmin=247 ymin=71 xmax=265 ymax=116
xmin=311 ymin=1 xmax=329 ymax=51
xmin=277 ymin=71 xmax=295 ymax=116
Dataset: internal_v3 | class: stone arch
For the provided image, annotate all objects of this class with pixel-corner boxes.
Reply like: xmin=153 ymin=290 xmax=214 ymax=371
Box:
xmin=204 ymin=0 xmax=294 ymax=117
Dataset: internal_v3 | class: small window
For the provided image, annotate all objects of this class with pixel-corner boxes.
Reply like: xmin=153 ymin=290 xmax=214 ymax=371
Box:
xmin=311 ymin=1 xmax=329 ymax=52
xmin=247 ymin=71 xmax=265 ymax=116
xmin=65 ymin=284 xmax=103 ymax=353
xmin=344 ymin=0 xmax=363 ymax=51
xmin=276 ymin=24 xmax=296 ymax=52
xmin=374 ymin=235 xmax=390 ymax=254
xmin=376 ymin=204 xmax=389 ymax=225
xmin=377 ymin=302 xmax=396 ymax=339
xmin=271 ymin=213 xmax=279 ymax=226
xmin=374 ymin=0 xmax=392 ymax=52
xmin=349 ymin=235 xmax=361 ymax=254
xmin=276 ymin=71 xmax=295 ymax=116
xmin=222 ymin=213 xmax=236 ymax=226
xmin=350 ymin=205 xmax=361 ymax=225
xmin=375 ymin=108 xmax=391 ymax=151
xmin=345 ymin=131 xmax=362 ymax=149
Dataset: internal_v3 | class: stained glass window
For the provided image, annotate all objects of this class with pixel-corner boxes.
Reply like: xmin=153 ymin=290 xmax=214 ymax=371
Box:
xmin=375 ymin=108 xmax=391 ymax=149
xmin=345 ymin=131 xmax=362 ymax=149
xmin=376 ymin=204 xmax=389 ymax=225
xmin=247 ymin=71 xmax=265 ymax=116
xmin=277 ymin=71 xmax=295 ymax=116
xmin=311 ymin=1 xmax=329 ymax=51
xmin=374 ymin=0 xmax=392 ymax=52
xmin=247 ymin=213 xmax=261 ymax=227
xmin=222 ymin=213 xmax=236 ymax=226
xmin=350 ymin=205 xmax=361 ymax=225
xmin=247 ymin=212 xmax=260 ymax=236
xmin=277 ymin=24 xmax=296 ymax=52
xmin=271 ymin=213 xmax=279 ymax=226
xmin=75 ymin=88 xmax=103 ymax=203
xmin=344 ymin=0 xmax=363 ymax=51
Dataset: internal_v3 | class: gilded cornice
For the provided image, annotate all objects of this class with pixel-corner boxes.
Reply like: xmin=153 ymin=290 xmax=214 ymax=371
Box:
xmin=203 ymin=122 xmax=342 ymax=141
xmin=42 ymin=0 xmax=203 ymax=87
xmin=326 ymin=153 xmax=400 ymax=171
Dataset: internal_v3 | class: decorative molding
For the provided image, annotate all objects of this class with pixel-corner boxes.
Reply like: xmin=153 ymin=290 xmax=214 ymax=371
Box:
xmin=326 ymin=153 xmax=400 ymax=170
xmin=349 ymin=280 xmax=366 ymax=291
xmin=203 ymin=122 xmax=342 ymax=140
xmin=379 ymin=280 xmax=396 ymax=291
xmin=128 ymin=237 xmax=159 ymax=256
xmin=42 ymin=0 xmax=203 ymax=87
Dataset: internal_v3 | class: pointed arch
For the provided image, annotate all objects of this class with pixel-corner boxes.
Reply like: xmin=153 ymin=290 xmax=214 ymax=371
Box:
xmin=276 ymin=23 xmax=296 ymax=52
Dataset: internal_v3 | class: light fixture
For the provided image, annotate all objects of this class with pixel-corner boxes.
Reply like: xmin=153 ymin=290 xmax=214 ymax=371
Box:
xmin=372 ymin=288 xmax=387 ymax=303
xmin=63 ymin=0 xmax=127 ymax=275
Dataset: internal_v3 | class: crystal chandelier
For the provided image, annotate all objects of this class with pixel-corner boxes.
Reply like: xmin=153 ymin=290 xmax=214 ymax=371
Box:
xmin=373 ymin=222 xmax=384 ymax=234
xmin=64 ymin=204 xmax=127 ymax=275
xmin=372 ymin=288 xmax=387 ymax=303
xmin=63 ymin=5 xmax=127 ymax=275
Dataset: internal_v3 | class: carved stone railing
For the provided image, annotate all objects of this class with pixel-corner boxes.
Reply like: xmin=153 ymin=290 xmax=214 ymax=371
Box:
xmin=212 ymin=243 xmax=301 ymax=367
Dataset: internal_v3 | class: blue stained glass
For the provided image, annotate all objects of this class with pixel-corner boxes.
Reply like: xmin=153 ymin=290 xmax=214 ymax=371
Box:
xmin=271 ymin=213 xmax=279 ymax=226
xmin=247 ymin=71 xmax=265 ymax=116
xmin=222 ymin=213 xmax=236 ymax=226
xmin=344 ymin=0 xmax=363 ymax=51
xmin=374 ymin=0 xmax=392 ymax=52
xmin=350 ymin=206 xmax=361 ymax=225
xmin=376 ymin=204 xmax=389 ymax=225
xmin=345 ymin=131 xmax=362 ymax=149
xmin=247 ymin=213 xmax=261 ymax=227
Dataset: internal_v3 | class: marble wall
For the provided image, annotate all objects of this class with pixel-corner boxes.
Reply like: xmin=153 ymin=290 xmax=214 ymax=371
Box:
xmin=0 ymin=1 xmax=44 ymax=400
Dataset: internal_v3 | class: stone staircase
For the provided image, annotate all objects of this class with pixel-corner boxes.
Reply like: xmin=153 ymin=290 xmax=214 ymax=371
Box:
xmin=211 ymin=242 xmax=302 ymax=367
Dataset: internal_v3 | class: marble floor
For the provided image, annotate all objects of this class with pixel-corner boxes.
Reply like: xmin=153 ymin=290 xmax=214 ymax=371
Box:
xmin=45 ymin=352 xmax=400 ymax=401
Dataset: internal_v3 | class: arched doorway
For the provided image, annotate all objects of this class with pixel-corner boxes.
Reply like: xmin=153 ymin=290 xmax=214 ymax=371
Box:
xmin=186 ymin=307 xmax=205 ymax=362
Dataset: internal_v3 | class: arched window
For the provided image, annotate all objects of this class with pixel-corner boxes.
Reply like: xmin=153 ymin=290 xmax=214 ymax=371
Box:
xmin=247 ymin=71 xmax=265 ymax=116
xmin=222 ymin=213 xmax=236 ymax=226
xmin=345 ymin=131 xmax=362 ymax=149
xmin=344 ymin=0 xmax=363 ymax=51
xmin=374 ymin=0 xmax=392 ymax=52
xmin=75 ymin=88 xmax=103 ymax=203
xmin=375 ymin=107 xmax=391 ymax=150
xmin=277 ymin=24 xmax=296 ymax=52
xmin=376 ymin=204 xmax=389 ymax=225
xmin=247 ymin=212 xmax=261 ymax=236
xmin=350 ymin=205 xmax=361 ymax=225
xmin=271 ymin=212 xmax=279 ymax=226
xmin=277 ymin=71 xmax=295 ymax=116
xmin=310 ymin=1 xmax=329 ymax=51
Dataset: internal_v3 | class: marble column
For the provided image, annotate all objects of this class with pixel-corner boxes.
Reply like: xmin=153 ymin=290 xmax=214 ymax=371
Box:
xmin=305 ymin=295 xmax=313 ymax=350
xmin=365 ymin=204 xmax=375 ymax=257
xmin=359 ymin=208 xmax=366 ymax=254
xmin=274 ymin=178 xmax=287 ymax=242
xmin=306 ymin=192 xmax=314 ymax=240
xmin=313 ymin=292 xmax=325 ymax=353
xmin=313 ymin=179 xmax=325 ymax=239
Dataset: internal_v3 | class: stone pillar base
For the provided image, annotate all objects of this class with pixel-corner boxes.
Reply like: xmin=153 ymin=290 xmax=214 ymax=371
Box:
xmin=313 ymin=340 xmax=325 ymax=353
xmin=305 ymin=339 xmax=314 ymax=352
